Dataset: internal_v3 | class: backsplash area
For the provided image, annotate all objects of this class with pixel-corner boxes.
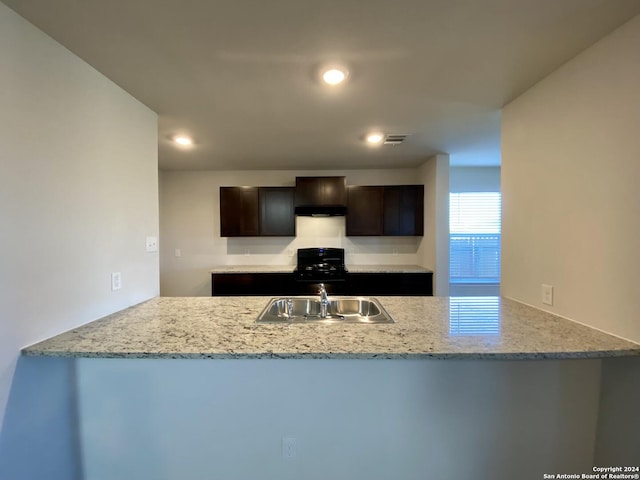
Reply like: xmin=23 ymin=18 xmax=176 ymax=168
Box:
xmin=225 ymin=216 xmax=422 ymax=265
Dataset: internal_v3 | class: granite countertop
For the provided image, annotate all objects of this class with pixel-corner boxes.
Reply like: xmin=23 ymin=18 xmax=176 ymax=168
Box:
xmin=23 ymin=296 xmax=640 ymax=360
xmin=210 ymin=265 xmax=432 ymax=274
xmin=210 ymin=265 xmax=294 ymax=273
xmin=347 ymin=265 xmax=432 ymax=273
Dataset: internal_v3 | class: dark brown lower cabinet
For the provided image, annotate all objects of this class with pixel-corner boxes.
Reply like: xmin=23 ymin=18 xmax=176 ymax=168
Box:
xmin=347 ymin=273 xmax=432 ymax=296
xmin=211 ymin=272 xmax=433 ymax=296
xmin=211 ymin=273 xmax=299 ymax=296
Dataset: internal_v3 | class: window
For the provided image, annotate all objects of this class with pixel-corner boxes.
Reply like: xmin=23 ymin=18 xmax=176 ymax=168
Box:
xmin=449 ymin=192 xmax=501 ymax=285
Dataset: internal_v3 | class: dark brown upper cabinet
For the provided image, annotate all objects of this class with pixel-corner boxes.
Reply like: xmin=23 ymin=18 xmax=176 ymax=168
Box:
xmin=259 ymin=187 xmax=295 ymax=236
xmin=220 ymin=186 xmax=259 ymax=237
xmin=346 ymin=186 xmax=384 ymax=236
xmin=383 ymin=185 xmax=424 ymax=236
xmin=346 ymin=185 xmax=424 ymax=236
xmin=294 ymin=176 xmax=347 ymax=215
xmin=220 ymin=186 xmax=295 ymax=237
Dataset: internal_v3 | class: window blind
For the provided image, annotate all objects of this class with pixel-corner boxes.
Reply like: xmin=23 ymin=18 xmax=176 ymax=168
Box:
xmin=450 ymin=192 xmax=501 ymax=284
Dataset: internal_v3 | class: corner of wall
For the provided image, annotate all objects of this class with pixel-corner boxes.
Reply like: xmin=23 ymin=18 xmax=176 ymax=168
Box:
xmin=418 ymin=154 xmax=450 ymax=296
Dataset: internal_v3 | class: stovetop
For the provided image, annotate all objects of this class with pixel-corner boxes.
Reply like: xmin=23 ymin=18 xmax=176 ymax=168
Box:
xmin=294 ymin=248 xmax=348 ymax=282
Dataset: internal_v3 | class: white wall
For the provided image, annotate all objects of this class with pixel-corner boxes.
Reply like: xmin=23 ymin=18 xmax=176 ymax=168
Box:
xmin=501 ymin=14 xmax=640 ymax=463
xmin=0 ymin=3 xmax=159 ymax=477
xmin=160 ymin=166 xmax=448 ymax=296
xmin=450 ymin=166 xmax=501 ymax=193
xmin=77 ymin=358 xmax=601 ymax=480
xmin=501 ymin=15 xmax=640 ymax=343
xmin=419 ymin=155 xmax=450 ymax=295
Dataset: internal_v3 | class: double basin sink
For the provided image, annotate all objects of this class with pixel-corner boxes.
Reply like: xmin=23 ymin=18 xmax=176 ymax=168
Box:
xmin=257 ymin=296 xmax=394 ymax=324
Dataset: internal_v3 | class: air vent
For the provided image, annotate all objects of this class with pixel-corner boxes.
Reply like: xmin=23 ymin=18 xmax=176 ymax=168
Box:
xmin=383 ymin=134 xmax=409 ymax=145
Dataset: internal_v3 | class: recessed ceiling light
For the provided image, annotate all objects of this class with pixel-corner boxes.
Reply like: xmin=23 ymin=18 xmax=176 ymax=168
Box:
xmin=321 ymin=66 xmax=348 ymax=86
xmin=366 ymin=132 xmax=385 ymax=145
xmin=173 ymin=135 xmax=193 ymax=146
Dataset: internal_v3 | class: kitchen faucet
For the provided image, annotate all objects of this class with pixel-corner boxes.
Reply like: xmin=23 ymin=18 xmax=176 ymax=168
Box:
xmin=318 ymin=283 xmax=330 ymax=318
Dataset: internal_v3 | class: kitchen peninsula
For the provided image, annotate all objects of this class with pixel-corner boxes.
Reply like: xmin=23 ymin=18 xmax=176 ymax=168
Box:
xmin=22 ymin=297 xmax=640 ymax=480
xmin=23 ymin=296 xmax=640 ymax=359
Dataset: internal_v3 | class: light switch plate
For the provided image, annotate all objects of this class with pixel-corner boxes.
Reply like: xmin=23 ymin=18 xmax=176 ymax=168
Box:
xmin=111 ymin=272 xmax=122 ymax=291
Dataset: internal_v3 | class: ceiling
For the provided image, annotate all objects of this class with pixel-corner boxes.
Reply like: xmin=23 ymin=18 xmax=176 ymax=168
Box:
xmin=4 ymin=0 xmax=640 ymax=170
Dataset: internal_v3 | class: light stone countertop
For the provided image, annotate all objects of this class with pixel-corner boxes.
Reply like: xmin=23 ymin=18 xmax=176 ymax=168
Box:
xmin=209 ymin=265 xmax=432 ymax=274
xmin=210 ymin=265 xmax=295 ymax=274
xmin=23 ymin=296 xmax=640 ymax=360
xmin=347 ymin=265 xmax=432 ymax=273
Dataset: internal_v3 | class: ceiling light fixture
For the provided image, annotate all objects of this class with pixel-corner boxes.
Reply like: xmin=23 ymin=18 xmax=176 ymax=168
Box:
xmin=173 ymin=135 xmax=193 ymax=146
xmin=366 ymin=132 xmax=385 ymax=145
xmin=321 ymin=65 xmax=349 ymax=86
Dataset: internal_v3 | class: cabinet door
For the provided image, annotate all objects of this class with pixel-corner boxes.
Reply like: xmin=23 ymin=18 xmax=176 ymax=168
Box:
xmin=347 ymin=273 xmax=433 ymax=296
xmin=295 ymin=177 xmax=347 ymax=206
xmin=259 ymin=187 xmax=295 ymax=236
xmin=212 ymin=273 xmax=301 ymax=296
xmin=346 ymin=186 xmax=384 ymax=236
xmin=383 ymin=185 xmax=424 ymax=236
xmin=220 ymin=187 xmax=259 ymax=237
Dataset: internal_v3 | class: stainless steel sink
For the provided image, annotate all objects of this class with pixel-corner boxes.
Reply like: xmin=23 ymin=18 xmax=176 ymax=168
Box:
xmin=257 ymin=297 xmax=394 ymax=324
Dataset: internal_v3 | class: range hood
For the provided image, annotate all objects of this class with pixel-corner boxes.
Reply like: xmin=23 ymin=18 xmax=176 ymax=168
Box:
xmin=294 ymin=176 xmax=347 ymax=217
xmin=294 ymin=205 xmax=347 ymax=216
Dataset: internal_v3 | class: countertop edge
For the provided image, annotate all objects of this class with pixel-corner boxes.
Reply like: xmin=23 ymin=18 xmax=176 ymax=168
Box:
xmin=209 ymin=265 xmax=434 ymax=274
xmin=22 ymin=348 xmax=640 ymax=360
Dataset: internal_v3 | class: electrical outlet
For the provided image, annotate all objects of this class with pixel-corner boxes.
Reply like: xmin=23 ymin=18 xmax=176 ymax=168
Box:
xmin=282 ymin=437 xmax=296 ymax=459
xmin=111 ymin=272 xmax=122 ymax=291
xmin=146 ymin=236 xmax=158 ymax=252
xmin=287 ymin=249 xmax=294 ymax=257
xmin=175 ymin=248 xmax=181 ymax=257
xmin=542 ymin=284 xmax=553 ymax=306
